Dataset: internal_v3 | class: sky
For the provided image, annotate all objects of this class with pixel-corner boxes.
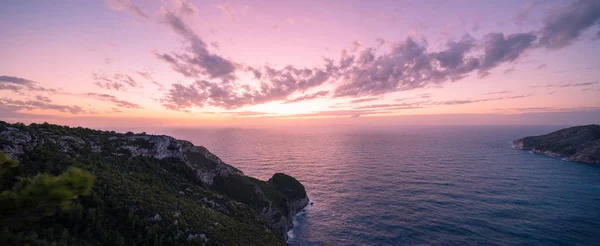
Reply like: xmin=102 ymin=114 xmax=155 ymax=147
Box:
xmin=1 ymin=0 xmax=599 ymax=128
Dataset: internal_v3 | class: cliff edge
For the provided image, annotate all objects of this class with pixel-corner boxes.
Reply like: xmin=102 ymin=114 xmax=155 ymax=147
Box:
xmin=0 ymin=121 xmax=308 ymax=245
xmin=513 ymin=125 xmax=600 ymax=164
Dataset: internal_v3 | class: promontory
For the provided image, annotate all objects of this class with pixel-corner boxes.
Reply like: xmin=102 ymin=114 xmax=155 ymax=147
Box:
xmin=513 ymin=124 xmax=600 ymax=164
xmin=0 ymin=121 xmax=308 ymax=245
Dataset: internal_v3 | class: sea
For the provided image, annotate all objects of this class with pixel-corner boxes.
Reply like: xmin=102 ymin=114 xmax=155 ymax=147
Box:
xmin=160 ymin=125 xmax=600 ymax=245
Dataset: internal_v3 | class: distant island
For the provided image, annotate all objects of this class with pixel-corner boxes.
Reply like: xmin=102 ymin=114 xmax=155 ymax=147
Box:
xmin=513 ymin=125 xmax=600 ymax=164
xmin=0 ymin=121 xmax=308 ymax=245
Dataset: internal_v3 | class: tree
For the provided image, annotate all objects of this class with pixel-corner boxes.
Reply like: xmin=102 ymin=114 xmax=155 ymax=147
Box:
xmin=0 ymin=152 xmax=95 ymax=227
xmin=0 ymin=152 xmax=18 ymax=176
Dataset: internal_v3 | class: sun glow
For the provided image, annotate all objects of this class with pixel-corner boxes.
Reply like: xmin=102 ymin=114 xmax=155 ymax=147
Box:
xmin=246 ymin=99 xmax=334 ymax=115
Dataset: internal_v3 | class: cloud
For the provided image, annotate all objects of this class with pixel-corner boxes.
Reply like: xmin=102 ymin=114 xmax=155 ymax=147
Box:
xmin=572 ymin=81 xmax=597 ymax=87
xmin=484 ymin=90 xmax=512 ymax=95
xmin=276 ymin=109 xmax=395 ymax=118
xmin=514 ymin=1 xmax=538 ymax=26
xmin=433 ymin=94 xmax=532 ymax=106
xmin=0 ymin=75 xmax=35 ymax=92
xmin=540 ymin=81 xmax=598 ymax=88
xmin=84 ymin=93 xmax=143 ymax=109
xmin=332 ymin=36 xmax=480 ymax=98
xmin=93 ymin=72 xmax=141 ymax=91
xmin=538 ymin=0 xmax=600 ymax=49
xmin=0 ymin=75 xmax=35 ymax=85
xmin=535 ymin=64 xmax=547 ymax=69
xmin=162 ymin=63 xmax=333 ymax=110
xmin=106 ymin=0 xmax=149 ymax=19
xmin=153 ymin=0 xmax=595 ymax=112
xmin=137 ymin=70 xmax=164 ymax=89
xmin=212 ymin=2 xmax=249 ymax=21
xmin=353 ymin=103 xmax=424 ymax=110
xmin=156 ymin=10 xmax=237 ymax=81
xmin=394 ymin=93 xmax=432 ymax=102
xmin=433 ymin=35 xmax=477 ymax=69
xmin=504 ymin=68 xmax=515 ymax=74
xmin=350 ymin=97 xmax=380 ymax=104
xmin=111 ymin=107 xmax=123 ymax=113
xmin=36 ymin=96 xmax=51 ymax=103
xmin=284 ymin=91 xmax=329 ymax=104
xmin=218 ymin=111 xmax=275 ymax=117
xmin=173 ymin=0 xmax=197 ymax=16
xmin=0 ymin=98 xmax=85 ymax=114
xmin=0 ymin=75 xmax=57 ymax=93
xmin=479 ymin=32 xmax=536 ymax=71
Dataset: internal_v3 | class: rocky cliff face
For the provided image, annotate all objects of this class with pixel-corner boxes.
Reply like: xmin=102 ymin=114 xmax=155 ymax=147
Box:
xmin=513 ymin=124 xmax=600 ymax=164
xmin=0 ymin=121 xmax=308 ymax=244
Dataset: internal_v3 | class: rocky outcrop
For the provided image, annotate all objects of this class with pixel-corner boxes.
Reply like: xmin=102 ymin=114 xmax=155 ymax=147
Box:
xmin=0 ymin=121 xmax=308 ymax=242
xmin=513 ymin=124 xmax=600 ymax=164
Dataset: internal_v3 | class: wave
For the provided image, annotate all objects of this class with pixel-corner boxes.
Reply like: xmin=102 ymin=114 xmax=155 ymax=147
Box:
xmin=286 ymin=200 xmax=314 ymax=243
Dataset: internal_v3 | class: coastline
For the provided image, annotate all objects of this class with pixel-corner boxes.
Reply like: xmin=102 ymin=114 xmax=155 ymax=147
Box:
xmin=286 ymin=200 xmax=314 ymax=244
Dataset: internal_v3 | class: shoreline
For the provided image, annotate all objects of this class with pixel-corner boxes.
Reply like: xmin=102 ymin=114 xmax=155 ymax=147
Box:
xmin=286 ymin=200 xmax=314 ymax=244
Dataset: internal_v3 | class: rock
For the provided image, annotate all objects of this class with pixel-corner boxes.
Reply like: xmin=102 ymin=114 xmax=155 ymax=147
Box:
xmin=149 ymin=214 xmax=162 ymax=221
xmin=513 ymin=124 xmax=600 ymax=164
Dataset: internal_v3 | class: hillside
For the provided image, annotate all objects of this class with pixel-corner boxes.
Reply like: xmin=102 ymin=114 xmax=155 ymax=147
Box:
xmin=513 ymin=125 xmax=600 ymax=164
xmin=0 ymin=121 xmax=308 ymax=245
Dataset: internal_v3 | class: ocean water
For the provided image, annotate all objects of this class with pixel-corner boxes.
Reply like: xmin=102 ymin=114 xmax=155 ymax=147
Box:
xmin=163 ymin=125 xmax=600 ymax=245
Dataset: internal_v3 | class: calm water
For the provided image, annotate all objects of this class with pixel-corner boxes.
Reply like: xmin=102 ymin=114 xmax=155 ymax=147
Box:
xmin=163 ymin=125 xmax=600 ymax=245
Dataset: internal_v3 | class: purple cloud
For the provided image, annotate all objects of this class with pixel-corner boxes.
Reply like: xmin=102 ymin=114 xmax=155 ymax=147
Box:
xmin=538 ymin=0 xmax=600 ymax=49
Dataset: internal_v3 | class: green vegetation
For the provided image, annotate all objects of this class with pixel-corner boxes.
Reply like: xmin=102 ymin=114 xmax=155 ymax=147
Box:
xmin=0 ymin=121 xmax=306 ymax=245
xmin=0 ymin=152 xmax=95 ymax=244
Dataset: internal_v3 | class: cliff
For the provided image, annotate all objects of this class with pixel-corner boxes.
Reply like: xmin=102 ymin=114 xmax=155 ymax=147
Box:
xmin=0 ymin=121 xmax=308 ymax=245
xmin=513 ymin=124 xmax=600 ymax=164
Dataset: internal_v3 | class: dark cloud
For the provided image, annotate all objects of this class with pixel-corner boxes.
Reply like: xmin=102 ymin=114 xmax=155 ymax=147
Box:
xmin=92 ymin=72 xmax=140 ymax=91
xmin=156 ymin=10 xmax=237 ymax=81
xmin=0 ymin=75 xmax=57 ymax=93
xmin=153 ymin=0 xmax=594 ymax=112
xmin=284 ymin=91 xmax=329 ymax=104
xmin=0 ymin=98 xmax=85 ymax=114
xmin=433 ymin=35 xmax=477 ymax=69
xmin=85 ymin=93 xmax=143 ymax=109
xmin=538 ymin=0 xmax=600 ymax=49
xmin=479 ymin=32 xmax=536 ymax=71
xmin=107 ymin=0 xmax=149 ymax=19
xmin=0 ymin=75 xmax=35 ymax=85
xmin=162 ymin=63 xmax=332 ymax=110
xmin=333 ymin=36 xmax=480 ymax=98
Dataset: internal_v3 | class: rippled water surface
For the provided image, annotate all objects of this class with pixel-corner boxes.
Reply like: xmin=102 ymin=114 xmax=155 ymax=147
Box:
xmin=163 ymin=125 xmax=600 ymax=245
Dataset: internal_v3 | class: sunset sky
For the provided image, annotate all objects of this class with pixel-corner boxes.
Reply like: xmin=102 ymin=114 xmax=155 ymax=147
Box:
xmin=1 ymin=0 xmax=599 ymax=127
